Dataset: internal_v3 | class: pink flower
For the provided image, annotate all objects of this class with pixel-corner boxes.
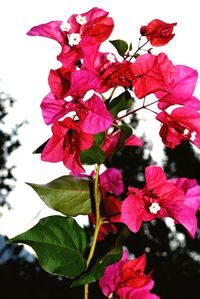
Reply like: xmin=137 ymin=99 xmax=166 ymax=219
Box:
xmin=27 ymin=20 xmax=65 ymax=44
xmin=121 ymin=166 xmax=200 ymax=237
xmin=67 ymin=7 xmax=114 ymax=42
xmin=140 ymin=19 xmax=177 ymax=46
xmin=156 ymin=107 xmax=200 ymax=149
xmin=169 ymin=177 xmax=200 ymax=237
xmin=102 ymin=129 xmax=121 ymax=159
xmin=99 ymin=250 xmax=159 ymax=299
xmin=77 ymin=94 xmax=113 ymax=134
xmin=40 ymin=92 xmax=75 ymax=125
xmin=48 ymin=67 xmax=100 ymax=99
xmin=64 ymin=71 xmax=101 ymax=97
xmin=156 ymin=65 xmax=200 ymax=110
xmin=130 ymin=54 xmax=200 ymax=111
xmin=130 ymin=53 xmax=174 ymax=99
xmin=102 ymin=127 xmax=143 ymax=159
xmin=82 ymin=48 xmax=121 ymax=93
xmin=48 ymin=67 xmax=72 ymax=99
xmin=41 ymin=93 xmax=112 ymax=134
xmin=41 ymin=117 xmax=93 ymax=173
xmin=100 ymin=61 xmax=133 ymax=91
xmin=89 ymin=194 xmax=122 ymax=241
xmin=100 ymin=167 xmax=124 ymax=197
xmin=27 ymin=7 xmax=114 ymax=69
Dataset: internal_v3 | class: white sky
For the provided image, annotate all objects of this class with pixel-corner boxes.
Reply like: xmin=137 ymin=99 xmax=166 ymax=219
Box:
xmin=0 ymin=0 xmax=200 ymax=237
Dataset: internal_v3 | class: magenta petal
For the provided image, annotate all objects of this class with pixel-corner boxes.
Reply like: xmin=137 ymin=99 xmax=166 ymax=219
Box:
xmin=79 ymin=94 xmax=112 ymax=134
xmin=78 ymin=130 xmax=94 ymax=151
xmin=171 ymin=107 xmax=200 ymax=133
xmin=121 ymin=194 xmax=144 ymax=233
xmin=171 ymin=205 xmax=197 ymax=238
xmin=169 ymin=178 xmax=197 ymax=193
xmin=118 ymin=287 xmax=160 ymax=299
xmin=125 ymin=135 xmax=143 ymax=146
xmin=157 ymin=65 xmax=200 ymax=110
xmin=41 ymin=93 xmax=73 ymax=125
xmin=100 ymin=167 xmax=124 ymax=196
xmin=27 ymin=21 xmax=64 ymax=44
xmin=99 ymin=250 xmax=127 ymax=297
xmin=122 ymin=253 xmax=147 ymax=273
xmin=171 ymin=178 xmax=200 ymax=212
xmin=63 ymin=150 xmax=85 ymax=174
xmin=131 ymin=53 xmax=174 ymax=98
xmin=41 ymin=122 xmax=66 ymax=162
xmin=184 ymin=185 xmax=200 ymax=211
xmin=145 ymin=166 xmax=167 ymax=190
xmin=66 ymin=70 xmax=100 ymax=97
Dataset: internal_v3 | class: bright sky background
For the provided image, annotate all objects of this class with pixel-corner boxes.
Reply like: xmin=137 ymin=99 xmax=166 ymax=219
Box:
xmin=0 ymin=0 xmax=200 ymax=237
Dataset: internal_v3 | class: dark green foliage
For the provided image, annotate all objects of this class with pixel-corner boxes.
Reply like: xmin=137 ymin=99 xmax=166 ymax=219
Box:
xmin=109 ymin=39 xmax=129 ymax=57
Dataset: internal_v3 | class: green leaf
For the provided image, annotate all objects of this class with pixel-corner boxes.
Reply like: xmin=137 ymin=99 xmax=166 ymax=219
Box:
xmin=71 ymin=227 xmax=130 ymax=287
xmin=27 ymin=176 xmax=92 ymax=216
xmin=80 ymin=145 xmax=105 ymax=165
xmin=118 ymin=124 xmax=133 ymax=148
xmin=10 ymin=216 xmax=87 ymax=278
xmin=108 ymin=91 xmax=134 ymax=117
xmin=94 ymin=132 xmax=105 ymax=145
xmin=109 ymin=39 xmax=128 ymax=57
xmin=32 ymin=139 xmax=49 ymax=154
xmin=72 ymin=248 xmax=121 ymax=287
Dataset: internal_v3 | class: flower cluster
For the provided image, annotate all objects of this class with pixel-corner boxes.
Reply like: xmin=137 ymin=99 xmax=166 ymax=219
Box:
xmin=26 ymin=7 xmax=200 ymax=299
xmin=28 ymin=7 xmax=200 ymax=175
xmin=99 ymin=250 xmax=159 ymax=299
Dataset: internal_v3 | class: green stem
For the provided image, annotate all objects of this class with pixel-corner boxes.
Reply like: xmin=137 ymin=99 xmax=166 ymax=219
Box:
xmin=128 ymin=40 xmax=149 ymax=61
xmin=84 ymin=164 xmax=102 ymax=299
xmin=109 ymin=87 xmax=117 ymax=101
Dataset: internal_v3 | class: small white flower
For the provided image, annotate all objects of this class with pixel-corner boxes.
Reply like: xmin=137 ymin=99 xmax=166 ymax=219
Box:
xmin=68 ymin=33 xmax=81 ymax=46
xmin=76 ymin=14 xmax=87 ymax=25
xmin=106 ymin=53 xmax=116 ymax=63
xmin=183 ymin=128 xmax=189 ymax=135
xmin=149 ymin=202 xmax=161 ymax=214
xmin=60 ymin=21 xmax=71 ymax=32
xmin=190 ymin=131 xmax=197 ymax=141
xmin=183 ymin=128 xmax=197 ymax=141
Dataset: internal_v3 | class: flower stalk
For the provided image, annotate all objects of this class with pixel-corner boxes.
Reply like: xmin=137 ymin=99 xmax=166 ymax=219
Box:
xmin=84 ymin=164 xmax=103 ymax=299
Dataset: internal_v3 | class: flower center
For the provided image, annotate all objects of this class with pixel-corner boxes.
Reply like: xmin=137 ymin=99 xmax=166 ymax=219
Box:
xmin=76 ymin=14 xmax=87 ymax=25
xmin=149 ymin=202 xmax=161 ymax=214
xmin=60 ymin=21 xmax=71 ymax=32
xmin=68 ymin=33 xmax=81 ymax=46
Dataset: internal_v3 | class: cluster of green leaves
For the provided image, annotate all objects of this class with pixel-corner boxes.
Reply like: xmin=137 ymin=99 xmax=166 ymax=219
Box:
xmin=10 ymin=175 xmax=125 ymax=286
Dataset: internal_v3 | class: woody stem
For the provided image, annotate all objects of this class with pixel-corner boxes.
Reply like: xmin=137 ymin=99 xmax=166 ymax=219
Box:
xmin=116 ymin=99 xmax=159 ymax=121
xmin=129 ymin=40 xmax=149 ymax=61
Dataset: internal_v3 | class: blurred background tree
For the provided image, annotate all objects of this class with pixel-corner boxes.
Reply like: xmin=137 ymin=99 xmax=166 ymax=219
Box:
xmin=0 ymin=90 xmax=21 ymax=207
